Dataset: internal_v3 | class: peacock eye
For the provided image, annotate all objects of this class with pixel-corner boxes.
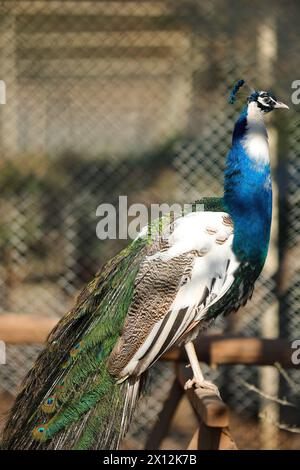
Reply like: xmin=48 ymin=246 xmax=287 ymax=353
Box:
xmin=263 ymin=97 xmax=272 ymax=105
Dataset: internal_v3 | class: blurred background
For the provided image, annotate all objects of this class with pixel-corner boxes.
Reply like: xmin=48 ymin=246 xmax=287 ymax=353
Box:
xmin=0 ymin=0 xmax=300 ymax=450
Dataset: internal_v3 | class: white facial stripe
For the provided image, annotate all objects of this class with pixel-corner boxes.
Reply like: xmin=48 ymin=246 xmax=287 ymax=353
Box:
xmin=258 ymin=98 xmax=273 ymax=107
xmin=257 ymin=92 xmax=277 ymax=109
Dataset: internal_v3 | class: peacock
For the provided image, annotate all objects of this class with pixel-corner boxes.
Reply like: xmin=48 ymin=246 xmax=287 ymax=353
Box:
xmin=1 ymin=80 xmax=289 ymax=450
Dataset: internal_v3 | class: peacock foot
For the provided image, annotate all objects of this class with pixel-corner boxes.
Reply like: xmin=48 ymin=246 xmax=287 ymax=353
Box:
xmin=184 ymin=377 xmax=220 ymax=396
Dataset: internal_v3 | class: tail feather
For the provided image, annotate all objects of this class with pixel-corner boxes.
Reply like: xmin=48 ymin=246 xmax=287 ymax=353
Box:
xmin=119 ymin=377 xmax=141 ymax=447
xmin=54 ymin=375 xmax=142 ymax=450
xmin=1 ymin=237 xmax=148 ymax=449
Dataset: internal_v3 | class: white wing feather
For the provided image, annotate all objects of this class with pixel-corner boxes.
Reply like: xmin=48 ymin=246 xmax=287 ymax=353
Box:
xmin=120 ymin=211 xmax=239 ymax=378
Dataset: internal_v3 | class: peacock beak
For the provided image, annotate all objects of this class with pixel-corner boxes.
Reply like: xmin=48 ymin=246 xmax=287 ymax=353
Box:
xmin=274 ymin=101 xmax=289 ymax=109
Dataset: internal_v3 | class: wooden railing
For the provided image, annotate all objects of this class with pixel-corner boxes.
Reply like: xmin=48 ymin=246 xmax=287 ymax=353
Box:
xmin=0 ymin=312 xmax=299 ymax=449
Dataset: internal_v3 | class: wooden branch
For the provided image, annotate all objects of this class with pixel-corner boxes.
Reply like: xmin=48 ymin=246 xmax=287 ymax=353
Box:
xmin=176 ymin=363 xmax=229 ymax=428
xmin=0 ymin=313 xmax=59 ymax=344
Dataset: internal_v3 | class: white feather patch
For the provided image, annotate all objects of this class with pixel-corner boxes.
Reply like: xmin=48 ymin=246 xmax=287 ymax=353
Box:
xmin=121 ymin=211 xmax=240 ymax=377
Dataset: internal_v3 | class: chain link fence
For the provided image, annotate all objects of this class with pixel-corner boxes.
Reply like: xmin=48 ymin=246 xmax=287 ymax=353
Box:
xmin=0 ymin=0 xmax=300 ymax=449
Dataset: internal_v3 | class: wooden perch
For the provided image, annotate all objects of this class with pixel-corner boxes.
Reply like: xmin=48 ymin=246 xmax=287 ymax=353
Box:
xmin=0 ymin=314 xmax=298 ymax=370
xmin=177 ymin=363 xmax=237 ymax=450
xmin=177 ymin=364 xmax=229 ymax=428
xmin=163 ymin=335 xmax=299 ymax=369
xmin=0 ymin=313 xmax=59 ymax=344
xmin=187 ymin=425 xmax=237 ymax=451
xmin=146 ymin=362 xmax=237 ymax=450
xmin=0 ymin=313 xmax=295 ymax=450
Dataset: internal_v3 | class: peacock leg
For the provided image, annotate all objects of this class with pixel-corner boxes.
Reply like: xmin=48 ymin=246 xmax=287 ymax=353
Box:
xmin=184 ymin=341 xmax=220 ymax=395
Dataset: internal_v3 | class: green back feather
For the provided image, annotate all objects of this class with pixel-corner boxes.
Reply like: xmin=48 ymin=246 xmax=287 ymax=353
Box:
xmin=2 ymin=236 xmax=148 ymax=449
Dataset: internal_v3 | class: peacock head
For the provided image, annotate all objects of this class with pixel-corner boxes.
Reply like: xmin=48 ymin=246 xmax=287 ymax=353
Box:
xmin=247 ymin=90 xmax=289 ymax=113
xmin=229 ymin=79 xmax=289 ymax=113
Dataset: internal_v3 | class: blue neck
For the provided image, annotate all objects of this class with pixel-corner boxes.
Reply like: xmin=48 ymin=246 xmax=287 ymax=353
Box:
xmin=223 ymin=104 xmax=272 ymax=265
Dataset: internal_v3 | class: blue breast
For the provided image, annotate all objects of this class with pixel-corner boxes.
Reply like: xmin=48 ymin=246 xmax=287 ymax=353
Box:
xmin=223 ymin=107 xmax=272 ymax=265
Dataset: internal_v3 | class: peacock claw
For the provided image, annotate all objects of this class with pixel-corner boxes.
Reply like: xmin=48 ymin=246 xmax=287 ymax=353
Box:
xmin=184 ymin=377 xmax=200 ymax=390
xmin=184 ymin=377 xmax=220 ymax=396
